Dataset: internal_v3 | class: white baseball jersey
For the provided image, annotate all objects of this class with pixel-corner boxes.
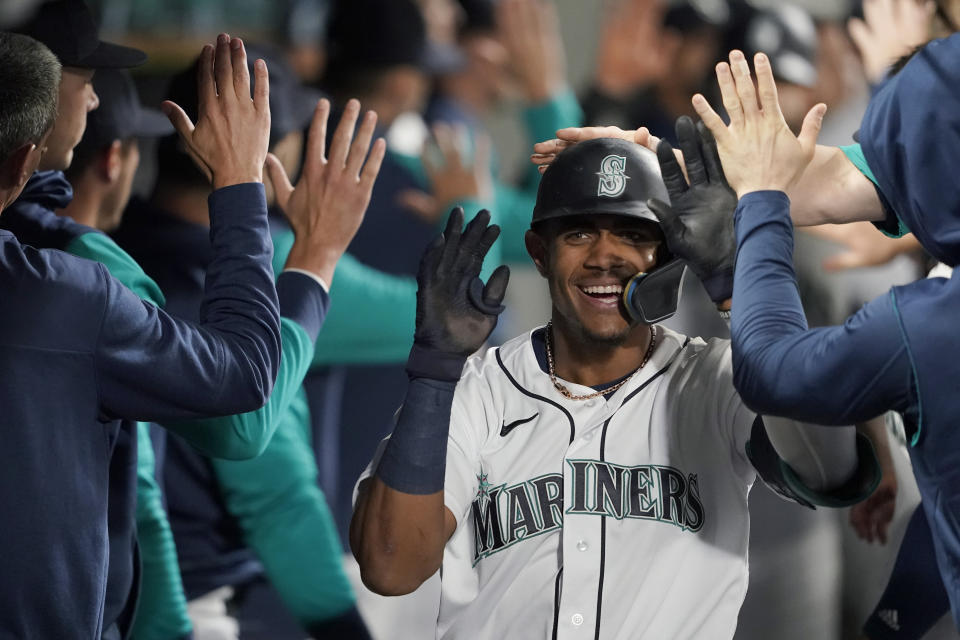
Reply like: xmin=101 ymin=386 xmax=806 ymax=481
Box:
xmin=358 ymin=325 xmax=760 ymax=639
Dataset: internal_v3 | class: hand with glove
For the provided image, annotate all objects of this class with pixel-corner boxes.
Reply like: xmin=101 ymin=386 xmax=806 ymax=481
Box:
xmin=649 ymin=115 xmax=738 ymax=306
xmin=407 ymin=208 xmax=511 ymax=380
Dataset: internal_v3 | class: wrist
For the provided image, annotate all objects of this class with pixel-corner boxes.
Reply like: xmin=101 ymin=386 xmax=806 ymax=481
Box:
xmin=407 ymin=343 xmax=468 ymax=381
xmin=212 ymin=172 xmax=263 ymax=190
xmin=736 ymin=186 xmax=788 ymax=199
xmin=699 ymin=267 xmax=735 ymax=305
xmin=283 ymin=240 xmax=341 ymax=286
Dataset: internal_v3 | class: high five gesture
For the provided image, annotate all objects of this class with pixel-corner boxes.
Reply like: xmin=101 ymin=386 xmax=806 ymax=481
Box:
xmin=692 ymin=50 xmax=827 ymax=199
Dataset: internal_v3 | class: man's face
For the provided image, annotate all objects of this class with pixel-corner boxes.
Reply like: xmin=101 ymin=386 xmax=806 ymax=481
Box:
xmin=98 ymin=138 xmax=140 ymax=231
xmin=40 ymin=67 xmax=99 ymax=172
xmin=533 ymin=214 xmax=662 ymax=345
xmin=381 ymin=66 xmax=430 ymax=121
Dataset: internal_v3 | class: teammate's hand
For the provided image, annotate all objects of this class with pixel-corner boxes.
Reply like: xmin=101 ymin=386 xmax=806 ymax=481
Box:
xmin=397 ymin=124 xmax=492 ymax=225
xmin=849 ymin=471 xmax=897 ymax=544
xmin=413 ymin=208 xmax=510 ymax=357
xmin=498 ymin=0 xmax=566 ymax=103
xmin=531 ymin=126 xmax=662 ymax=174
xmin=648 ymin=116 xmax=737 ymax=303
xmin=693 ymin=50 xmax=826 ymax=199
xmin=848 ymin=0 xmax=933 ymax=83
xmin=267 ymin=98 xmax=386 ymax=285
xmin=593 ymin=0 xmax=680 ymax=97
xmin=162 ymin=35 xmax=271 ymax=190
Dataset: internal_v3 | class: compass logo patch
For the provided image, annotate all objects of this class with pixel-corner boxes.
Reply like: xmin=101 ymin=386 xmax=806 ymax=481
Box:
xmin=597 ymin=154 xmax=629 ymax=197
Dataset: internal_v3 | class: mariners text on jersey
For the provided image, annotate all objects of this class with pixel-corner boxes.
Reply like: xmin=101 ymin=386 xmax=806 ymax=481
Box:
xmin=472 ymin=461 xmax=705 ymax=565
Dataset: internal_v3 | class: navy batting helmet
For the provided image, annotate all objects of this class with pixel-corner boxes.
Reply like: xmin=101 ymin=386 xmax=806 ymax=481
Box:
xmin=533 ymin=138 xmax=686 ymax=324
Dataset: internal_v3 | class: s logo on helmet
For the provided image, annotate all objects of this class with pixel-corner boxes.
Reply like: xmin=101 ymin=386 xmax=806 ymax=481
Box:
xmin=597 ymin=154 xmax=629 ymax=198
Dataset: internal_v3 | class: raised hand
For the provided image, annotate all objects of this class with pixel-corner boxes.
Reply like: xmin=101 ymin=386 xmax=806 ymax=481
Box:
xmin=162 ymin=35 xmax=270 ymax=190
xmin=413 ymin=208 xmax=510 ymax=358
xmin=692 ymin=50 xmax=827 ymax=199
xmin=397 ymin=123 xmax=492 ymax=224
xmin=497 ymin=0 xmax=567 ymax=103
xmin=594 ymin=0 xmax=680 ymax=97
xmin=848 ymin=0 xmax=934 ymax=83
xmin=266 ymin=98 xmax=386 ymax=285
xmin=647 ymin=116 xmax=737 ymax=304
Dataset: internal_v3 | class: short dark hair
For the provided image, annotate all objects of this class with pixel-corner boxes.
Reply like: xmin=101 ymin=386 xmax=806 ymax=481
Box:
xmin=0 ymin=32 xmax=61 ymax=164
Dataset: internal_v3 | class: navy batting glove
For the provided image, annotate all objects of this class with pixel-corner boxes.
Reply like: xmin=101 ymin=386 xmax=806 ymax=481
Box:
xmin=647 ymin=116 xmax=737 ymax=304
xmin=407 ymin=207 xmax=510 ymax=381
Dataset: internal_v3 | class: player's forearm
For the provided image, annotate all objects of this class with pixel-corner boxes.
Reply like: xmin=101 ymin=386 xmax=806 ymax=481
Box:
xmin=99 ymin=184 xmax=282 ymax=421
xmin=787 ymin=145 xmax=885 ymax=226
xmin=351 ymin=479 xmax=448 ymax=596
xmin=352 ymin=370 xmax=461 ymax=595
xmin=731 ymin=191 xmax=911 ymax=423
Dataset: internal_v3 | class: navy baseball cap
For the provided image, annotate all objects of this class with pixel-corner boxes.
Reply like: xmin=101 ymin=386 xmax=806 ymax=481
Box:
xmin=16 ymin=0 xmax=147 ymax=69
xmin=78 ymin=69 xmax=172 ymax=150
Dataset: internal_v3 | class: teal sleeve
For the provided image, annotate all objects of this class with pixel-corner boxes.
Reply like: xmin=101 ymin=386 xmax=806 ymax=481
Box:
xmin=485 ymin=89 xmax=583 ymax=264
xmin=273 ymin=231 xmax=419 ymax=366
xmin=161 ymin=317 xmax=315 ymax=459
xmin=130 ymin=423 xmax=193 ymax=640
xmin=493 ymin=184 xmax=537 ymax=264
xmin=839 ymin=143 xmax=911 ymax=238
xmin=521 ymin=89 xmax=584 ymax=187
xmin=211 ymin=391 xmax=356 ymax=625
xmin=65 ymin=233 xmax=165 ymax=307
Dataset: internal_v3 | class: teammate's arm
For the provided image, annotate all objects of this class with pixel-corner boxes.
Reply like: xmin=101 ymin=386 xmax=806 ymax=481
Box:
xmin=786 ymin=144 xmax=885 ymax=227
xmin=691 ymin=51 xmax=914 ymax=424
xmin=350 ymin=209 xmax=509 ymax=596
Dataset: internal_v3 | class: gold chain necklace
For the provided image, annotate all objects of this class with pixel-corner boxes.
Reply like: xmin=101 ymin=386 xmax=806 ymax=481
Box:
xmin=544 ymin=321 xmax=657 ymax=401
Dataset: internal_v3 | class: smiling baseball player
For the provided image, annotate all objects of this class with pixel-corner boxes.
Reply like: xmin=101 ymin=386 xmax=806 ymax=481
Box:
xmin=351 ymin=125 xmax=879 ymax=639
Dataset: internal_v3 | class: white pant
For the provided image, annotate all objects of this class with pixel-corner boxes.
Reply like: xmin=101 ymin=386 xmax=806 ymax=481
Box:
xmin=187 ymin=587 xmax=240 ymax=640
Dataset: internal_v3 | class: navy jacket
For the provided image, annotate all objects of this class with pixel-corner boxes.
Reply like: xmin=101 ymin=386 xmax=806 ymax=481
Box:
xmin=860 ymin=32 xmax=960 ymax=625
xmin=731 ymin=190 xmax=960 ymax=628
xmin=0 ymin=181 xmax=281 ymax=638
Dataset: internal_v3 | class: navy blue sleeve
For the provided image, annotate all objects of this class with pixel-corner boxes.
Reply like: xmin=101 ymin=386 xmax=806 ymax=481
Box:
xmin=730 ymin=191 xmax=912 ymax=424
xmin=276 ymin=271 xmax=329 ymax=342
xmin=95 ymin=183 xmax=282 ymax=421
xmin=863 ymin=505 xmax=950 ymax=639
